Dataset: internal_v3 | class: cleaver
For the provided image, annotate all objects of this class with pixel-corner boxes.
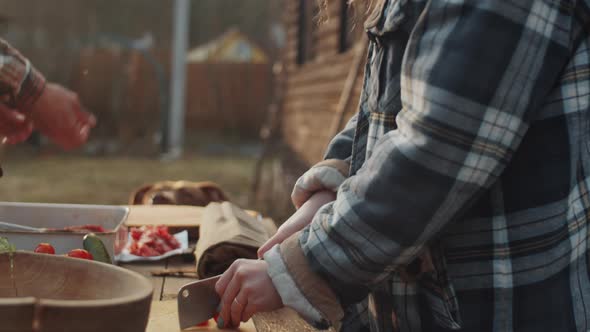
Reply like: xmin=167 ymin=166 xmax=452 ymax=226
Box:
xmin=177 ymin=275 xmax=221 ymax=330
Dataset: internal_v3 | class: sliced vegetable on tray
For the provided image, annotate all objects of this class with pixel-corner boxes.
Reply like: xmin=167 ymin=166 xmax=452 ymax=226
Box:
xmin=128 ymin=225 xmax=181 ymax=257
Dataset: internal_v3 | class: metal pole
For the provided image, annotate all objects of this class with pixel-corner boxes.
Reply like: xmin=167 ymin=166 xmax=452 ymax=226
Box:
xmin=166 ymin=0 xmax=190 ymax=158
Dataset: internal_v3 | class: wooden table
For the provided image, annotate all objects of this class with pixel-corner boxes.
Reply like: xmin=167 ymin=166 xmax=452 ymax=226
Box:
xmin=121 ymin=205 xmax=326 ymax=332
xmin=120 ymin=254 xmax=328 ymax=332
xmin=121 ymin=254 xmax=256 ymax=332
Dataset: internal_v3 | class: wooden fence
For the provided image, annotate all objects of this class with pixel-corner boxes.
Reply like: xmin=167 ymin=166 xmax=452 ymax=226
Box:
xmin=69 ymin=49 xmax=273 ymax=150
xmin=185 ymin=63 xmax=272 ymax=134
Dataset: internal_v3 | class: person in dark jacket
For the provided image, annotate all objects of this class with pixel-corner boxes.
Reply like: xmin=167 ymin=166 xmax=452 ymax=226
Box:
xmin=215 ymin=0 xmax=590 ymax=331
xmin=0 ymin=38 xmax=95 ymax=149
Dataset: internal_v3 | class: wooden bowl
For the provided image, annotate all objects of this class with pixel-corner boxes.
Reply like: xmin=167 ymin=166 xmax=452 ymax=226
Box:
xmin=0 ymin=251 xmax=152 ymax=332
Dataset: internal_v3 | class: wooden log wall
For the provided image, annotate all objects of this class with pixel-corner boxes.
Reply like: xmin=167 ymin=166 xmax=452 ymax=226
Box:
xmin=281 ymin=0 xmax=366 ymax=166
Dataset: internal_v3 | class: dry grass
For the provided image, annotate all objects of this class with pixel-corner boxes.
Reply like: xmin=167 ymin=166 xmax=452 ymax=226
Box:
xmin=0 ymin=153 xmax=256 ymax=207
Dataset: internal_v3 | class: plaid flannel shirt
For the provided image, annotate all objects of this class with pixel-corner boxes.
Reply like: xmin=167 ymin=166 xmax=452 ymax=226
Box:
xmin=265 ymin=0 xmax=590 ymax=331
xmin=0 ymin=39 xmax=45 ymax=111
xmin=0 ymin=38 xmax=46 ymax=177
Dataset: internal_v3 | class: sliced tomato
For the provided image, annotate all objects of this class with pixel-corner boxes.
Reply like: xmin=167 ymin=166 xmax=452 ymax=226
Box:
xmin=130 ymin=228 xmax=143 ymax=241
xmin=138 ymin=244 xmax=160 ymax=257
xmin=59 ymin=225 xmax=107 ymax=233
xmin=127 ymin=225 xmax=181 ymax=257
xmin=34 ymin=243 xmax=55 ymax=254
xmin=164 ymin=234 xmax=180 ymax=248
xmin=67 ymin=249 xmax=94 ymax=260
xmin=76 ymin=225 xmax=106 ymax=233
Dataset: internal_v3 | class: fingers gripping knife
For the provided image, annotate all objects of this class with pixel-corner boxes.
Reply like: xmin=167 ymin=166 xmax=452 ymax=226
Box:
xmin=177 ymin=275 xmax=221 ymax=329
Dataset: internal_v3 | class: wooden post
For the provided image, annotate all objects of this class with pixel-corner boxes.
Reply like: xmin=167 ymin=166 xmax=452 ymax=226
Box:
xmin=165 ymin=0 xmax=190 ymax=158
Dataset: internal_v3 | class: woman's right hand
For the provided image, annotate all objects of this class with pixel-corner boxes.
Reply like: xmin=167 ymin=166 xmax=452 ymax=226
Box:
xmin=0 ymin=103 xmax=33 ymax=144
xmin=29 ymin=83 xmax=96 ymax=150
xmin=257 ymin=190 xmax=336 ymax=258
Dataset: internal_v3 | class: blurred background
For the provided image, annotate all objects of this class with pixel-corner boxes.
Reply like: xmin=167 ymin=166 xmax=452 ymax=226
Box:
xmin=0 ymin=0 xmax=366 ymax=222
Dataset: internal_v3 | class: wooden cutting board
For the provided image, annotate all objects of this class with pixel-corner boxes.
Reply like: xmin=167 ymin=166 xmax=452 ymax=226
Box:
xmin=125 ymin=205 xmax=204 ymax=228
xmin=146 ymin=301 xmax=326 ymax=332
xmin=252 ymin=308 xmax=333 ymax=332
xmin=124 ymin=205 xmax=262 ymax=229
xmin=146 ymin=300 xmax=257 ymax=332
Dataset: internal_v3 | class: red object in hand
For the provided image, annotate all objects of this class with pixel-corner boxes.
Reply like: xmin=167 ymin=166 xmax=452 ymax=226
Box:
xmin=34 ymin=243 xmax=55 ymax=254
xmin=67 ymin=249 xmax=93 ymax=260
xmin=213 ymin=313 xmax=220 ymax=323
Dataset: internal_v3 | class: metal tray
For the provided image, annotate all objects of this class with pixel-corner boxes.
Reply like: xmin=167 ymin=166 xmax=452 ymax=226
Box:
xmin=0 ymin=202 xmax=129 ymax=259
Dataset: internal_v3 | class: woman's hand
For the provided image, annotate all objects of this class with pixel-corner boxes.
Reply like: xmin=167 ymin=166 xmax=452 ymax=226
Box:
xmin=29 ymin=83 xmax=96 ymax=150
xmin=215 ymin=259 xmax=283 ymax=329
xmin=0 ymin=103 xmax=33 ymax=144
xmin=257 ymin=190 xmax=336 ymax=258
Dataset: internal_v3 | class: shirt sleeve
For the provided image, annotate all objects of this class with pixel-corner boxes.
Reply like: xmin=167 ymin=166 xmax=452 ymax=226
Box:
xmin=290 ymin=114 xmax=358 ymax=208
xmin=0 ymin=38 xmax=46 ymax=111
xmin=267 ymin=0 xmax=574 ymax=327
xmin=323 ymin=113 xmax=358 ymax=162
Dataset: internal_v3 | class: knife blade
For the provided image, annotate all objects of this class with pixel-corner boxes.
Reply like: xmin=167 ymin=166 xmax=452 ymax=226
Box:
xmin=177 ymin=275 xmax=221 ymax=330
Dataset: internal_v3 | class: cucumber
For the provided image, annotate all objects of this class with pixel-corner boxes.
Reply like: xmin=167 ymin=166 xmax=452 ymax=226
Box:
xmin=83 ymin=233 xmax=112 ymax=264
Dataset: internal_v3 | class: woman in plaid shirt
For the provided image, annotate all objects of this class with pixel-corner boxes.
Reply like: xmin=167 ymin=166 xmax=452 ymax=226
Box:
xmin=216 ymin=0 xmax=590 ymax=331
xmin=0 ymin=38 xmax=95 ymax=151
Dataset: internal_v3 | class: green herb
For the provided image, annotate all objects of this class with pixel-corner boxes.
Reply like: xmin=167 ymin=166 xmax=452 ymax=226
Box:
xmin=0 ymin=236 xmax=15 ymax=254
xmin=1 ymin=236 xmax=17 ymax=296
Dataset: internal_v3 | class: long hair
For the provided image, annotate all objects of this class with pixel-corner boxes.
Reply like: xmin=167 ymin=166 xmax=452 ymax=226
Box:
xmin=318 ymin=0 xmax=385 ymax=27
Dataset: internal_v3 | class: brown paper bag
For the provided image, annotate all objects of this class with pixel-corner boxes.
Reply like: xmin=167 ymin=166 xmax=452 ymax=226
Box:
xmin=196 ymin=202 xmax=277 ymax=278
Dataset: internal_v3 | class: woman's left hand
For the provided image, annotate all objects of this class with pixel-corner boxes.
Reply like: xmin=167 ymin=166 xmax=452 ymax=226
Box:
xmin=0 ymin=103 xmax=32 ymax=144
xmin=215 ymin=259 xmax=283 ymax=329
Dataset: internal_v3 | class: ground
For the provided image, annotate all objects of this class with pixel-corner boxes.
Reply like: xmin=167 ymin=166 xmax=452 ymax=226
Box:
xmin=0 ymin=150 xmax=256 ymax=208
xmin=0 ymin=131 xmax=299 ymax=223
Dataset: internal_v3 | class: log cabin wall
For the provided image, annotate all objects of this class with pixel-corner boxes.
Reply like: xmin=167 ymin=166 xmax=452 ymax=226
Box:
xmin=281 ymin=0 xmax=367 ymax=166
